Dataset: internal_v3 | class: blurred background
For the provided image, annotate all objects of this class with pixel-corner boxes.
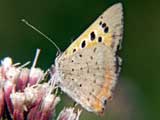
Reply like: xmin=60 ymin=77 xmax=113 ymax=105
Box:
xmin=0 ymin=0 xmax=159 ymax=120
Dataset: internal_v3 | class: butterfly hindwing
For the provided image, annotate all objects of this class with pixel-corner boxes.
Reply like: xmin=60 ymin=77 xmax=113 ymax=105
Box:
xmin=56 ymin=44 xmax=117 ymax=113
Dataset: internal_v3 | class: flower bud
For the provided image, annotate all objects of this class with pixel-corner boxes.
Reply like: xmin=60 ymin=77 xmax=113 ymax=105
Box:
xmin=5 ymin=67 xmax=20 ymax=83
xmin=1 ymin=57 xmax=12 ymax=75
xmin=29 ymin=68 xmax=44 ymax=86
xmin=0 ymin=86 xmax=4 ymax=117
xmin=16 ymin=68 xmax=30 ymax=91
xmin=4 ymin=80 xmax=15 ymax=114
xmin=40 ymin=94 xmax=60 ymax=120
xmin=10 ymin=92 xmax=26 ymax=120
xmin=57 ymin=107 xmax=82 ymax=120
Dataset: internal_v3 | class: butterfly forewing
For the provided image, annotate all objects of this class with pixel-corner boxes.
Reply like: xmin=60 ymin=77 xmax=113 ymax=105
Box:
xmin=63 ymin=3 xmax=123 ymax=56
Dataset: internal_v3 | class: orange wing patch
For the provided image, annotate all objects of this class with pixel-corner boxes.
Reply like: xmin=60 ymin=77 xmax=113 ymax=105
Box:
xmin=91 ymin=66 xmax=116 ymax=113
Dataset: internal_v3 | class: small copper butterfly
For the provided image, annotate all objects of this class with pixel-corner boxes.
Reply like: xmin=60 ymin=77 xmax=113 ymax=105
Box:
xmin=51 ymin=3 xmax=123 ymax=114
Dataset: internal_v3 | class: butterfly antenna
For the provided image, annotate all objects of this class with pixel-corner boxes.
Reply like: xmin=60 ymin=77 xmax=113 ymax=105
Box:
xmin=21 ymin=19 xmax=61 ymax=53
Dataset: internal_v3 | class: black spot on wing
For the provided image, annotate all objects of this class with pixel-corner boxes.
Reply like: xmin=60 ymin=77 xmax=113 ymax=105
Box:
xmin=93 ymin=80 xmax=96 ymax=83
xmin=79 ymin=84 xmax=82 ymax=87
xmin=93 ymin=47 xmax=97 ymax=53
xmin=73 ymin=49 xmax=76 ymax=53
xmin=103 ymin=99 xmax=107 ymax=106
xmin=81 ymin=40 xmax=86 ymax=48
xmin=99 ymin=21 xmax=102 ymax=25
xmin=102 ymin=23 xmax=106 ymax=28
xmin=98 ymin=37 xmax=102 ymax=42
xmin=90 ymin=31 xmax=96 ymax=41
xmin=104 ymin=26 xmax=109 ymax=33
xmin=99 ymin=21 xmax=109 ymax=33
xmin=79 ymin=54 xmax=82 ymax=57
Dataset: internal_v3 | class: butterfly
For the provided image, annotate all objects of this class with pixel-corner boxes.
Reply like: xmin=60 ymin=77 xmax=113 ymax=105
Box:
xmin=51 ymin=3 xmax=123 ymax=114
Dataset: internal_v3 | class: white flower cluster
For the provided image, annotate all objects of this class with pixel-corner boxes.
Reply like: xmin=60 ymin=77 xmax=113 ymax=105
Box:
xmin=0 ymin=52 xmax=81 ymax=120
